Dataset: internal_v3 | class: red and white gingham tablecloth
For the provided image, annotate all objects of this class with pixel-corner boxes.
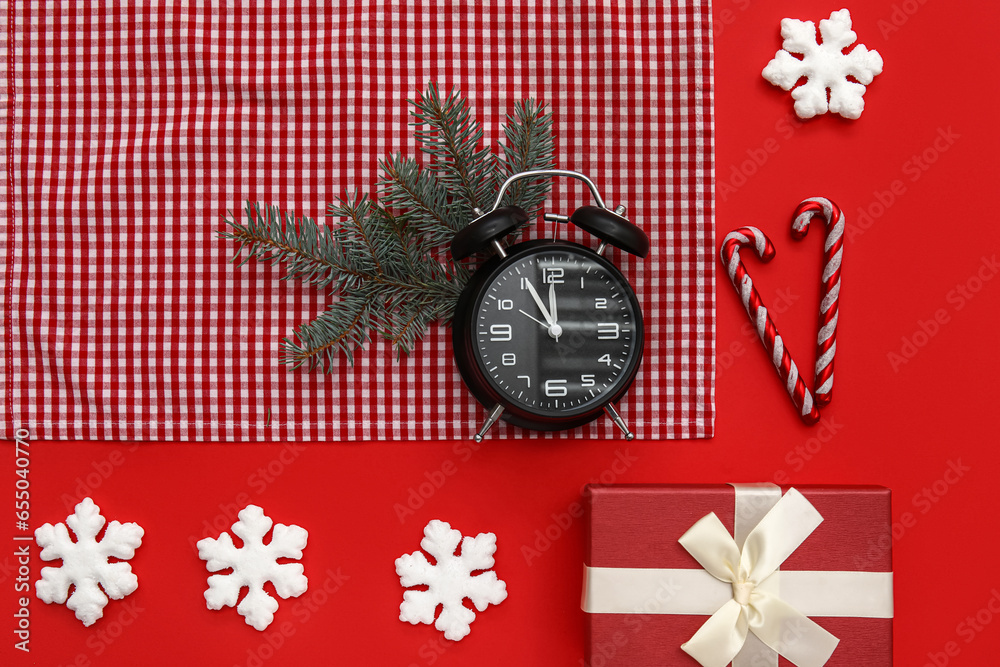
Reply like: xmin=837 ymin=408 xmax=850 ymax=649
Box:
xmin=1 ymin=1 xmax=714 ymax=441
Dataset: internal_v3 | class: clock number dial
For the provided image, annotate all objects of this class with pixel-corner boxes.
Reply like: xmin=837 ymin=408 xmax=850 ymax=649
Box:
xmin=544 ymin=379 xmax=568 ymax=397
xmin=542 ymin=267 xmax=564 ymax=284
xmin=489 ymin=324 xmax=513 ymax=342
xmin=471 ymin=247 xmax=641 ymax=418
xmin=597 ymin=322 xmax=620 ymax=340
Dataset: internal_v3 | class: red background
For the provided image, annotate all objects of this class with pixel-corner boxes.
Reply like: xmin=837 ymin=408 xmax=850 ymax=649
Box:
xmin=4 ymin=1 xmax=1000 ymax=665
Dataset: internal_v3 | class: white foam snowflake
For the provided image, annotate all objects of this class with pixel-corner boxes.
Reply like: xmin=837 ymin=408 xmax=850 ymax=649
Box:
xmin=197 ymin=504 xmax=308 ymax=631
xmin=396 ymin=519 xmax=507 ymax=641
xmin=762 ymin=9 xmax=883 ymax=119
xmin=34 ymin=497 xmax=144 ymax=627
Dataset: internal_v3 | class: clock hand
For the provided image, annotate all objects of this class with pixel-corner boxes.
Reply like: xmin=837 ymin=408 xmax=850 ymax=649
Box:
xmin=548 ymin=282 xmax=561 ymax=342
xmin=523 ymin=279 xmax=554 ymax=325
xmin=518 ymin=309 xmax=550 ymax=329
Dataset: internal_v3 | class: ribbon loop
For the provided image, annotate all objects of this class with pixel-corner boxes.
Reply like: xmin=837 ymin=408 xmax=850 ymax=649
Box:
xmin=682 ymin=599 xmax=749 ymax=667
xmin=678 ymin=487 xmax=840 ymax=667
xmin=741 ymin=487 xmax=823 ymax=583
xmin=678 ymin=512 xmax=742 ymax=583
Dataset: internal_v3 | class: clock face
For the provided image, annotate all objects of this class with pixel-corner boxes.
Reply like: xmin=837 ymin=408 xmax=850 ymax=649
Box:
xmin=468 ymin=245 xmax=642 ymax=421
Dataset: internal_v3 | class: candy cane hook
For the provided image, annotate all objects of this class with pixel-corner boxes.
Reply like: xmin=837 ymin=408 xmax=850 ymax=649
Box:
xmin=791 ymin=198 xmax=844 ymax=407
xmin=721 ymin=226 xmax=820 ymax=425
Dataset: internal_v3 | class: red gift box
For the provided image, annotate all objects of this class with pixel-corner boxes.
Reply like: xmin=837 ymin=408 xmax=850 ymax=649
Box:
xmin=582 ymin=484 xmax=893 ymax=666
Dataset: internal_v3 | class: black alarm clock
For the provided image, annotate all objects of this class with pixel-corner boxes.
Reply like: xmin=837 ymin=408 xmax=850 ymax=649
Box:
xmin=450 ymin=169 xmax=649 ymax=441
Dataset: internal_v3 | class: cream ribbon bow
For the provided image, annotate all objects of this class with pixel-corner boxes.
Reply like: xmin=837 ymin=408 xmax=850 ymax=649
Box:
xmin=678 ymin=487 xmax=840 ymax=667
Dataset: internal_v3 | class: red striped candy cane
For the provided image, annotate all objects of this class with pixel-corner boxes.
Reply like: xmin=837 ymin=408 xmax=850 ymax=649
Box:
xmin=721 ymin=227 xmax=820 ymax=425
xmin=791 ymin=197 xmax=844 ymax=407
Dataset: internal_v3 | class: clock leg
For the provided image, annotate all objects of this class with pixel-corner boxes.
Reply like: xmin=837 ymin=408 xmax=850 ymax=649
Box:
xmin=604 ymin=404 xmax=635 ymax=441
xmin=473 ymin=404 xmax=505 ymax=442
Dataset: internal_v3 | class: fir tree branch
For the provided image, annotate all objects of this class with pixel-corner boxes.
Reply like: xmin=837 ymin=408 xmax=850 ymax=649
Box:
xmin=411 ymin=83 xmax=496 ymax=215
xmin=220 ymin=202 xmax=340 ymax=286
xmin=221 ymin=84 xmax=554 ymax=366
xmin=377 ymin=154 xmax=460 ymax=251
xmin=499 ymin=99 xmax=555 ymax=218
xmin=280 ymin=293 xmax=373 ymax=370
xmin=381 ymin=297 xmax=441 ymax=358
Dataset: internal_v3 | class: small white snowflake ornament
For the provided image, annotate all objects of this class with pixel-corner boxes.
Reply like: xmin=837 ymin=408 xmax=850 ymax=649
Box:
xmin=762 ymin=8 xmax=883 ymax=119
xmin=396 ymin=519 xmax=507 ymax=641
xmin=34 ymin=497 xmax=144 ymax=627
xmin=197 ymin=504 xmax=308 ymax=631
